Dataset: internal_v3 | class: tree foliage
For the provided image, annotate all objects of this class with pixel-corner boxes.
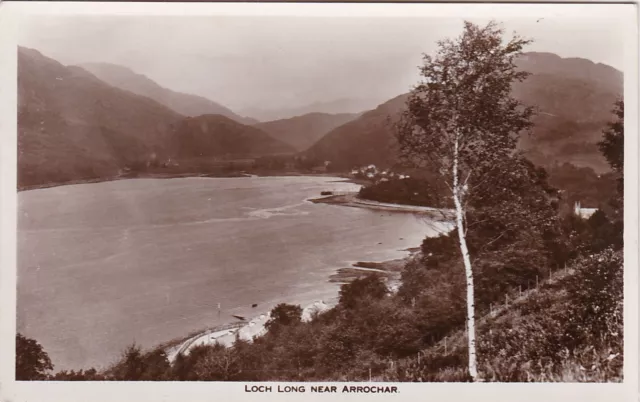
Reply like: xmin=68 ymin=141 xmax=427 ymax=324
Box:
xmin=15 ymin=333 xmax=53 ymax=380
xmin=397 ymin=21 xmax=534 ymax=182
xmin=395 ymin=20 xmax=536 ymax=381
xmin=265 ymin=303 xmax=303 ymax=332
xmin=339 ymin=274 xmax=388 ymax=310
xmin=598 ymin=99 xmax=624 ymax=174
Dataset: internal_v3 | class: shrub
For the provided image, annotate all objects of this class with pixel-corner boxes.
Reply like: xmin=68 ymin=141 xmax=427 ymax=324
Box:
xmin=265 ymin=303 xmax=303 ymax=332
xmin=338 ymin=275 xmax=388 ymax=310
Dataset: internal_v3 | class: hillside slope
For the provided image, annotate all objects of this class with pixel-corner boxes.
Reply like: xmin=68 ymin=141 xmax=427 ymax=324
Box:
xmin=305 ymin=94 xmax=409 ymax=170
xmin=18 ymin=48 xmax=295 ymax=188
xmin=18 ymin=47 xmax=183 ymax=188
xmin=254 ymin=112 xmax=358 ymax=151
xmin=78 ymin=62 xmax=257 ymax=125
xmin=170 ymin=114 xmax=296 ymax=159
xmin=305 ymin=53 xmax=622 ymax=173
xmin=388 ymin=249 xmax=622 ymax=382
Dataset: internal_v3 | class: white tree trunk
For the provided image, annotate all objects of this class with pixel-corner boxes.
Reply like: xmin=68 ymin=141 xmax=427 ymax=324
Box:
xmin=452 ymin=135 xmax=478 ymax=381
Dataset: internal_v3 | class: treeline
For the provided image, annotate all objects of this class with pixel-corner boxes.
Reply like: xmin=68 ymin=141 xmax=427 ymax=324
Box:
xmin=358 ymin=176 xmax=447 ymax=208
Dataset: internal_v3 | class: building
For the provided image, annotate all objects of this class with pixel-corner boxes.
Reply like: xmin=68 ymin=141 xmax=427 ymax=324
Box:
xmin=574 ymin=201 xmax=597 ymax=219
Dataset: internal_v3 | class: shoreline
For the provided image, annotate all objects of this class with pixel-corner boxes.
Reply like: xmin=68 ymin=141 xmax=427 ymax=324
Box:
xmin=17 ymin=171 xmax=355 ymax=192
xmin=21 ymin=174 xmax=435 ymax=367
xmin=161 ymin=247 xmax=423 ymax=362
xmin=310 ymin=192 xmax=454 ymax=220
xmin=17 ymin=171 xmax=252 ymax=192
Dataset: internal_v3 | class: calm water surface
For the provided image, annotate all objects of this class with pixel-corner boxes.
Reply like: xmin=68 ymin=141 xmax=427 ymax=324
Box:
xmin=17 ymin=176 xmax=447 ymax=370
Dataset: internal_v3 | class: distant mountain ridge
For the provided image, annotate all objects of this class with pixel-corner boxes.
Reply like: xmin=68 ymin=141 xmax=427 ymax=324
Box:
xmin=78 ymin=62 xmax=257 ymax=125
xmin=240 ymin=98 xmax=382 ymax=122
xmin=254 ymin=112 xmax=359 ymax=151
xmin=18 ymin=48 xmax=622 ymax=189
xmin=516 ymin=52 xmax=623 ymax=93
xmin=306 ymin=52 xmax=623 ymax=174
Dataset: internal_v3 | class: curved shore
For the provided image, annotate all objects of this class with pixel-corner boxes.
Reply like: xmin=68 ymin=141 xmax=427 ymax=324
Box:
xmin=309 ymin=192 xmax=454 ymax=220
xmin=162 ymin=248 xmax=427 ymax=362
xmin=164 ymin=301 xmax=333 ymax=362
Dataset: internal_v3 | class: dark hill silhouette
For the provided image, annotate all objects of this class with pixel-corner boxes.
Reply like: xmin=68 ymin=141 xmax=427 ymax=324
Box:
xmin=306 ymin=52 xmax=622 ymax=174
xmin=78 ymin=62 xmax=257 ymax=125
xmin=305 ymin=94 xmax=409 ymax=170
xmin=170 ymin=114 xmax=295 ymax=158
xmin=18 ymin=47 xmax=183 ymax=188
xmin=254 ymin=112 xmax=358 ymax=151
xmin=18 ymin=48 xmax=293 ymax=188
xmin=515 ymin=52 xmax=623 ymax=93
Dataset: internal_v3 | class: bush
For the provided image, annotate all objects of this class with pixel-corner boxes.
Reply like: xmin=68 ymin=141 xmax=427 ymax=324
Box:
xmin=265 ymin=303 xmax=303 ymax=332
xmin=338 ymin=275 xmax=388 ymax=310
xmin=358 ymin=177 xmax=444 ymax=207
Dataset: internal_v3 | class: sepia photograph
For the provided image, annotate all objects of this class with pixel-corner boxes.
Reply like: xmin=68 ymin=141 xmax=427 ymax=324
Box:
xmin=0 ymin=2 xmax=637 ymax=400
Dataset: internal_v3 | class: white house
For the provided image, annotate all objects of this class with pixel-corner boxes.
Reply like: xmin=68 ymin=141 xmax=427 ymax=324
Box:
xmin=574 ymin=201 xmax=597 ymax=219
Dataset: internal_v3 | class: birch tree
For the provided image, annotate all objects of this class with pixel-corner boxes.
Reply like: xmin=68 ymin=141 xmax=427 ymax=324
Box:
xmin=396 ymin=21 xmax=535 ymax=381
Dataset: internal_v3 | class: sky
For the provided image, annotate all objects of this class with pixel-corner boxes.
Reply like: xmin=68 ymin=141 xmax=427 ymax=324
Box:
xmin=19 ymin=14 xmax=627 ymax=114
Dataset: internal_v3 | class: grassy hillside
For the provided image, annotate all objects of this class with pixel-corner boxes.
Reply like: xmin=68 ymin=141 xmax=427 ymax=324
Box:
xmin=387 ymin=249 xmax=622 ymax=382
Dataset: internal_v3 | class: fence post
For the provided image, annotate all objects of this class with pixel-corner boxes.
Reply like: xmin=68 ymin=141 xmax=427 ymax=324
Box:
xmin=444 ymin=336 xmax=447 ymax=355
xmin=505 ymin=293 xmax=509 ymax=307
xmin=536 ymin=275 xmax=539 ymax=288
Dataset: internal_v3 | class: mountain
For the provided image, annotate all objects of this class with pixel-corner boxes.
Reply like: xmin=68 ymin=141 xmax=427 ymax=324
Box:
xmin=515 ymin=52 xmax=623 ymax=93
xmin=18 ymin=47 xmax=183 ymax=188
xmin=253 ymin=112 xmax=358 ymax=152
xmin=170 ymin=114 xmax=295 ymax=159
xmin=78 ymin=62 xmax=257 ymax=125
xmin=240 ymin=98 xmax=382 ymax=122
xmin=512 ymin=54 xmax=622 ymax=173
xmin=305 ymin=94 xmax=409 ymax=170
xmin=18 ymin=47 xmax=293 ymax=189
xmin=306 ymin=53 xmax=623 ymax=174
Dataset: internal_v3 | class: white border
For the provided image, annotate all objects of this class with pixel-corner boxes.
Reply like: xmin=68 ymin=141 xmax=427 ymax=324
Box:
xmin=0 ymin=3 xmax=637 ymax=402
